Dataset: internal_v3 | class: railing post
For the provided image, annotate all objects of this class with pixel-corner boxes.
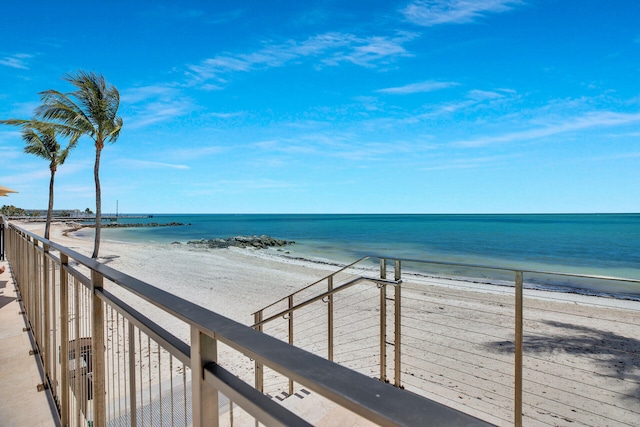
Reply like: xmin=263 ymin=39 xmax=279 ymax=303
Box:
xmin=73 ymin=279 xmax=81 ymax=426
xmin=0 ymin=219 xmax=4 ymax=260
xmin=28 ymin=236 xmax=34 ymax=321
xmin=288 ymin=295 xmax=294 ymax=395
xmin=91 ymin=270 xmax=106 ymax=427
xmin=394 ymin=260 xmax=401 ymax=388
xmin=22 ymin=234 xmax=28 ymax=298
xmin=50 ymin=254 xmax=58 ymax=404
xmin=60 ymin=254 xmax=70 ymax=426
xmin=32 ymin=240 xmax=39 ymax=340
xmin=43 ymin=244 xmax=50 ymax=384
xmin=380 ymin=283 xmax=387 ymax=382
xmin=515 ymin=271 xmax=523 ymax=427
xmin=380 ymin=258 xmax=387 ymax=280
xmin=191 ymin=327 xmax=219 ymax=427
xmin=35 ymin=241 xmax=41 ymax=351
xmin=254 ymin=311 xmax=264 ymax=393
xmin=128 ymin=322 xmax=137 ymax=426
xmin=328 ymin=276 xmax=334 ymax=362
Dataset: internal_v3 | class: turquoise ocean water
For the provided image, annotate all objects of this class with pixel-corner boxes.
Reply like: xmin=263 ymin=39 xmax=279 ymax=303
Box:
xmin=98 ymin=214 xmax=640 ymax=300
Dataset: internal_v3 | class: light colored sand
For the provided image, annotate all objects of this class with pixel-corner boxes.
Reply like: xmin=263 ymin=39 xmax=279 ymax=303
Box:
xmin=14 ymin=220 xmax=640 ymax=426
xmin=19 ymin=221 xmax=336 ymax=323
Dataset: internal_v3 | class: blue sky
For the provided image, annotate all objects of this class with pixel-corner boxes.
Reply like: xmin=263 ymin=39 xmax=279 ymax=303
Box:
xmin=1 ymin=0 xmax=639 ymax=213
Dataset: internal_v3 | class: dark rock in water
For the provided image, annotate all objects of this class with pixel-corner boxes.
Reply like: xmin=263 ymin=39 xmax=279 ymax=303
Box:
xmin=171 ymin=241 xmax=182 ymax=245
xmin=187 ymin=235 xmax=295 ymax=250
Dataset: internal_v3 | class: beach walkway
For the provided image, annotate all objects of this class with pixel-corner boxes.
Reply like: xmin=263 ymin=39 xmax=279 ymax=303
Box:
xmin=0 ymin=260 xmax=58 ymax=426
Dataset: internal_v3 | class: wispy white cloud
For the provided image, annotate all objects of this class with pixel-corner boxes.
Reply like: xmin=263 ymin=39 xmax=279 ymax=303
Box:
xmin=421 ymin=153 xmax=520 ymax=170
xmin=400 ymin=87 xmax=517 ymax=121
xmin=253 ymin=132 xmax=430 ymax=163
xmin=466 ymin=89 xmax=504 ymax=101
xmin=0 ymin=167 xmax=50 ymax=185
xmin=120 ymin=85 xmax=178 ymax=103
xmin=127 ymin=102 xmax=191 ymax=129
xmin=590 ymin=151 xmax=640 ymax=161
xmin=377 ymin=80 xmax=459 ymax=94
xmin=452 ymin=111 xmax=640 ymax=147
xmin=402 ymin=0 xmax=522 ymax=26
xmin=187 ymin=179 xmax=297 ymax=195
xmin=172 ymin=146 xmax=226 ymax=160
xmin=353 ymin=96 xmax=383 ymax=112
xmin=322 ymin=32 xmax=416 ymax=67
xmin=186 ymin=31 xmax=417 ymax=86
xmin=5 ymin=101 xmax=42 ymax=118
xmin=0 ymin=53 xmax=33 ymax=69
xmin=120 ymin=159 xmax=190 ymax=170
xmin=206 ymin=111 xmax=245 ymax=119
xmin=120 ymin=85 xmax=193 ymax=129
xmin=0 ymin=128 xmax=22 ymax=143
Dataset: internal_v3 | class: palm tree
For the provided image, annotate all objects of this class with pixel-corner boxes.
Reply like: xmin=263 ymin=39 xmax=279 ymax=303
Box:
xmin=24 ymin=122 xmax=78 ymax=239
xmin=0 ymin=120 xmax=78 ymax=239
xmin=37 ymin=71 xmax=123 ymax=258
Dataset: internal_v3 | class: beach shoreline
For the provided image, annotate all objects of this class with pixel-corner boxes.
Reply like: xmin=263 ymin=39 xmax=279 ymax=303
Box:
xmin=15 ymin=220 xmax=640 ymax=311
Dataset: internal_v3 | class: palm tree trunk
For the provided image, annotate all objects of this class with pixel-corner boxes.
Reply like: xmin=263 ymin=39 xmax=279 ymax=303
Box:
xmin=92 ymin=147 xmax=102 ymax=259
xmin=45 ymin=168 xmax=55 ymax=240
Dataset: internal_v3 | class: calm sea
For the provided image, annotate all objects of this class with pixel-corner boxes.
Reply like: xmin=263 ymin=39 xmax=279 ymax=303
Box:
xmin=98 ymin=214 xmax=640 ymax=299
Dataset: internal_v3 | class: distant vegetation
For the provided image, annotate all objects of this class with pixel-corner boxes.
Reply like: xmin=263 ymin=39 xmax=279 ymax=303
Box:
xmin=1 ymin=205 xmax=27 ymax=216
xmin=0 ymin=206 xmax=91 ymax=218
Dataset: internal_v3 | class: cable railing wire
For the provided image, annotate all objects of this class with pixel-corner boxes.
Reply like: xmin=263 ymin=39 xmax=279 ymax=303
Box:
xmin=253 ymin=254 xmax=640 ymax=427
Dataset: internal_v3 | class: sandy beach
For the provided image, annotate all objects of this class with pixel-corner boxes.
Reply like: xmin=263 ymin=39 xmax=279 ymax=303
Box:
xmin=13 ymin=220 xmax=640 ymax=426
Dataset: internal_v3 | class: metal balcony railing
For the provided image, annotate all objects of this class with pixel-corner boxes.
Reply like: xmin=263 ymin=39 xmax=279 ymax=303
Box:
xmin=253 ymin=255 xmax=640 ymax=426
xmin=1 ymin=216 xmax=491 ymax=427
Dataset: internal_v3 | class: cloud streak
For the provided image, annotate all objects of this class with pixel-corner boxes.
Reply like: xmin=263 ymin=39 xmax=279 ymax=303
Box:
xmin=0 ymin=53 xmax=33 ymax=69
xmin=172 ymin=146 xmax=226 ymax=160
xmin=187 ymin=179 xmax=297 ymax=195
xmin=402 ymin=0 xmax=522 ymax=26
xmin=121 ymin=85 xmax=193 ymax=129
xmin=377 ymin=80 xmax=459 ymax=94
xmin=120 ymin=159 xmax=190 ymax=170
xmin=186 ymin=31 xmax=417 ymax=86
xmin=452 ymin=111 xmax=640 ymax=147
xmin=422 ymin=153 xmax=520 ymax=170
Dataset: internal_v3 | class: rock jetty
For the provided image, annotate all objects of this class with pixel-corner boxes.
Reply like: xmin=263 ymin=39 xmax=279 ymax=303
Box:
xmin=187 ymin=235 xmax=294 ymax=249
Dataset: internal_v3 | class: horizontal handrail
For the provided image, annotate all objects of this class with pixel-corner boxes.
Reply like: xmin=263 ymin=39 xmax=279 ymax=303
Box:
xmin=253 ymin=275 xmax=401 ymax=328
xmin=97 ymin=289 xmax=191 ymax=366
xmin=256 ymin=254 xmax=640 ymax=319
xmin=253 ymin=256 xmax=372 ymax=314
xmin=203 ymin=362 xmax=313 ymax=427
xmin=366 ymin=254 xmax=640 ymax=283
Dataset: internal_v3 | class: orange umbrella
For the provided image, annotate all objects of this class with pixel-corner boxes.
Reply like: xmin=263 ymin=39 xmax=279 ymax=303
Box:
xmin=0 ymin=185 xmax=18 ymax=197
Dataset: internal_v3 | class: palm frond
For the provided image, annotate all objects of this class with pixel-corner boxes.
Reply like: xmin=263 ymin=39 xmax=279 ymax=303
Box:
xmin=37 ymin=89 xmax=94 ymax=137
xmin=57 ymin=71 xmax=123 ymax=146
xmin=0 ymin=119 xmax=33 ymax=127
xmin=22 ymin=123 xmax=60 ymax=161
xmin=18 ymin=120 xmax=78 ymax=168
